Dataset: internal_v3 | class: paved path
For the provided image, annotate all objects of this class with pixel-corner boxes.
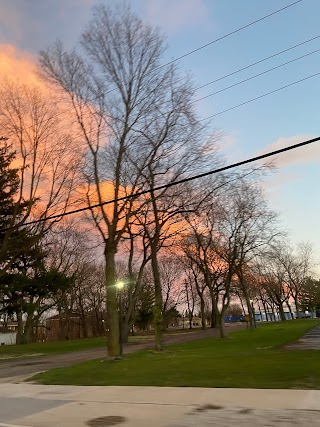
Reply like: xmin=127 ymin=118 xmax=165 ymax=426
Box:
xmin=0 ymin=325 xmax=245 ymax=381
xmin=285 ymin=324 xmax=320 ymax=350
xmin=0 ymin=384 xmax=320 ymax=426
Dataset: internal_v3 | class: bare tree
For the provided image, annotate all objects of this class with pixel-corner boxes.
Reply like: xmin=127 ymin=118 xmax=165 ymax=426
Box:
xmin=182 ymin=272 xmax=199 ymax=329
xmin=42 ymin=220 xmax=107 ymax=339
xmin=39 ymin=5 xmax=221 ymax=355
xmin=255 ymin=251 xmax=291 ymax=321
xmin=227 ymin=180 xmax=279 ymax=329
xmin=0 ymin=80 xmax=81 ymax=273
xmin=159 ymin=257 xmax=184 ymax=315
xmin=275 ymin=242 xmax=314 ymax=318
xmin=180 ymin=210 xmax=234 ymax=337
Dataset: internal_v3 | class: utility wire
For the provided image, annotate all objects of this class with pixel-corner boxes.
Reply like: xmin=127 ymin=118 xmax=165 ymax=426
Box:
xmin=193 ymin=48 xmax=320 ymax=103
xmin=2 ymin=135 xmax=319 ymax=232
xmin=10 ymin=68 xmax=320 ymax=164
xmin=9 ymin=31 xmax=318 ymax=151
xmin=8 ymin=0 xmax=304 ymax=140
xmin=201 ymin=71 xmax=320 ymax=120
xmin=157 ymin=0 xmax=302 ymax=69
xmin=194 ymin=34 xmax=320 ymax=91
xmin=101 ymin=1 xmax=303 ymax=95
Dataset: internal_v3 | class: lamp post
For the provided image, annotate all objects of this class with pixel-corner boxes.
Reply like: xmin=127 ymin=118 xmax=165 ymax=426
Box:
xmin=116 ymin=281 xmax=124 ymax=357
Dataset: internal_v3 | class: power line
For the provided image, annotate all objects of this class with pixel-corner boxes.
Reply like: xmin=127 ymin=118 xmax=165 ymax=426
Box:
xmin=2 ymin=135 xmax=319 ymax=232
xmin=158 ymin=0 xmax=303 ymax=69
xmin=10 ymin=68 xmax=320 ymax=165
xmin=98 ymin=1 xmax=304 ymax=95
xmin=201 ymin=71 xmax=320 ymax=120
xmin=9 ymin=31 xmax=318 ymax=154
xmin=10 ymin=0 xmax=303 ymax=139
xmin=193 ymin=48 xmax=320 ymax=103
xmin=195 ymin=35 xmax=320 ymax=91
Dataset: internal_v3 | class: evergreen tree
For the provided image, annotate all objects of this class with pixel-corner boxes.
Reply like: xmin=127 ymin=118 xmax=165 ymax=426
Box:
xmin=0 ymin=137 xmax=36 ymax=273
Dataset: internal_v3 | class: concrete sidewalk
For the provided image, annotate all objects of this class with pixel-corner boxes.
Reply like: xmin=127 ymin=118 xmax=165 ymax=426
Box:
xmin=286 ymin=324 xmax=320 ymax=350
xmin=0 ymin=384 xmax=320 ymax=426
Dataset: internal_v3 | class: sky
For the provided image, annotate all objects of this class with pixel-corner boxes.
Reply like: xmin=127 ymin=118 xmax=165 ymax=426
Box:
xmin=0 ymin=0 xmax=320 ymax=258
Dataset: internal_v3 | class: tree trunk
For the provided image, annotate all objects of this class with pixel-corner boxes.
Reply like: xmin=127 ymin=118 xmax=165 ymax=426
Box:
xmin=105 ymin=239 xmax=120 ymax=358
xmin=81 ymin=315 xmax=88 ymax=338
xmin=19 ymin=312 xmax=34 ymax=344
xmin=211 ymin=308 xmax=217 ymax=328
xmin=239 ymin=296 xmax=246 ymax=316
xmin=209 ymin=288 xmax=218 ymax=328
xmin=151 ymin=244 xmax=163 ymax=351
xmin=294 ymin=296 xmax=302 ymax=319
xmin=217 ymin=307 xmax=227 ymax=338
xmin=261 ymin=299 xmax=269 ymax=321
xmin=286 ymin=301 xmax=294 ymax=320
xmin=22 ymin=321 xmax=33 ymax=344
xmin=241 ymin=281 xmax=255 ymax=329
xmin=58 ymin=310 xmax=66 ymax=340
xmin=189 ymin=313 xmax=193 ymax=329
xmin=79 ymin=304 xmax=88 ymax=338
xmin=122 ymin=318 xmax=132 ymax=344
xmin=200 ymin=296 xmax=206 ymax=330
xmin=278 ymin=303 xmax=286 ymax=321
xmin=257 ymin=302 xmax=263 ymax=321
xmin=16 ymin=310 xmax=24 ymax=344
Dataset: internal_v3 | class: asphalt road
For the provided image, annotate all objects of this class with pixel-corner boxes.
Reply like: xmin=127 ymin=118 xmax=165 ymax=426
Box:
xmin=0 ymin=324 xmax=245 ymax=381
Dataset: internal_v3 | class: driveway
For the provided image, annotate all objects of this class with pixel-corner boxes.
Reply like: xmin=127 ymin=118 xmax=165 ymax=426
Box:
xmin=0 ymin=324 xmax=245 ymax=381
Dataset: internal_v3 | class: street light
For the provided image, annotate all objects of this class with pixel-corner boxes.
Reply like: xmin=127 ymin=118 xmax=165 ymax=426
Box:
xmin=116 ymin=281 xmax=124 ymax=357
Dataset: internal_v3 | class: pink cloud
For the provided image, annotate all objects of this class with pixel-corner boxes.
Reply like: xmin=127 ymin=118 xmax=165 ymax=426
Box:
xmin=0 ymin=44 xmax=38 ymax=84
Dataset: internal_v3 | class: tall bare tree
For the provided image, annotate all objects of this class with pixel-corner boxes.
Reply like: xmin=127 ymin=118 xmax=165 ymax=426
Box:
xmin=39 ymin=5 xmax=221 ymax=355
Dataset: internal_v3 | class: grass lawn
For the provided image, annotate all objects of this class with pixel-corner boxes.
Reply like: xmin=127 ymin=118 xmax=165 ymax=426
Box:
xmin=32 ymin=319 xmax=320 ymax=389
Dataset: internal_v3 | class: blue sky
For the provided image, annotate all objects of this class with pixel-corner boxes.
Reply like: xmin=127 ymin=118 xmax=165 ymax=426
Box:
xmin=1 ymin=0 xmax=319 ymax=257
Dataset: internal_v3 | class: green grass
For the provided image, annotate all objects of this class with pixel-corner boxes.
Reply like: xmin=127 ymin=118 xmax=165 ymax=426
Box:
xmin=32 ymin=319 xmax=320 ymax=389
xmin=0 ymin=336 xmax=107 ymax=359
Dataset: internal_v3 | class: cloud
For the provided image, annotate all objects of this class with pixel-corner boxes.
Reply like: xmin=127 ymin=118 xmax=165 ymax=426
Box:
xmin=259 ymin=135 xmax=319 ymax=207
xmin=260 ymin=135 xmax=320 ymax=168
xmin=0 ymin=43 xmax=39 ymax=85
xmin=142 ymin=0 xmax=209 ymax=33
xmin=0 ymin=0 xmax=96 ymax=52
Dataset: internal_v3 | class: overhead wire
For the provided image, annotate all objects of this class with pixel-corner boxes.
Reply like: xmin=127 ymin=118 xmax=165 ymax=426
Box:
xmin=193 ymin=48 xmax=320 ymax=103
xmin=156 ymin=0 xmax=303 ymax=69
xmin=194 ymin=34 xmax=320 ymax=91
xmin=0 ymin=0 xmax=313 ymax=198
xmin=8 ymin=67 xmax=320 ymax=169
xmin=200 ymin=71 xmax=320 ymax=120
xmin=2 ymin=0 xmax=307 ymax=145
